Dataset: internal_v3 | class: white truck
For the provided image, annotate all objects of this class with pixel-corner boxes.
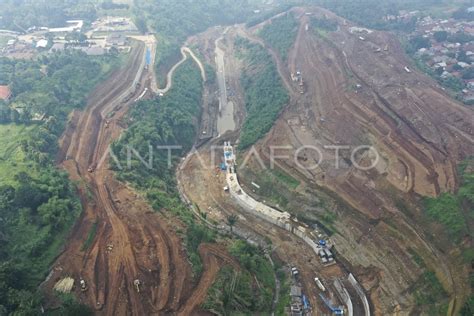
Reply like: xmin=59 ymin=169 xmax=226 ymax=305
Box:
xmin=314 ymin=277 xmax=326 ymax=292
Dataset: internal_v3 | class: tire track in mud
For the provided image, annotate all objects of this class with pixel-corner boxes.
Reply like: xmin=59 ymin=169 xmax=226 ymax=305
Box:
xmin=45 ymin=38 xmax=243 ymax=315
xmin=254 ymin=9 xmax=472 ymax=314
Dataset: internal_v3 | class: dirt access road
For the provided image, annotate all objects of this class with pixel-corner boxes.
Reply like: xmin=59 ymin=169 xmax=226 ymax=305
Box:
xmin=250 ymin=7 xmax=473 ymax=314
xmin=176 ymin=25 xmax=369 ymax=315
xmin=44 ymin=39 xmax=234 ymax=315
xmin=178 ymin=6 xmax=474 ymax=315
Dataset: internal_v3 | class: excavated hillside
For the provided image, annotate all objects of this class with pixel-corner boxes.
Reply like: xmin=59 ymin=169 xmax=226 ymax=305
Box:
xmin=241 ymin=7 xmax=473 ymax=315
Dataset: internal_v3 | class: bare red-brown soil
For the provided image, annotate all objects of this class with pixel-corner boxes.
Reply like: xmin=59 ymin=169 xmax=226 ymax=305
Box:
xmin=178 ymin=6 xmax=473 ymax=315
xmin=244 ymin=7 xmax=473 ymax=315
xmin=42 ymin=42 xmax=238 ymax=315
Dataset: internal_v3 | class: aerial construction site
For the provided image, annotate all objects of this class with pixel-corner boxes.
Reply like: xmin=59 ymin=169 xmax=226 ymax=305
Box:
xmin=31 ymin=4 xmax=474 ymax=316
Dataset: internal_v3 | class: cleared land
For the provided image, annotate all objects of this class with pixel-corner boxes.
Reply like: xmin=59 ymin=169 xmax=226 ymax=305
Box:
xmin=177 ymin=6 xmax=473 ymax=316
xmin=249 ymin=7 xmax=473 ymax=315
xmin=42 ymin=41 xmax=238 ymax=315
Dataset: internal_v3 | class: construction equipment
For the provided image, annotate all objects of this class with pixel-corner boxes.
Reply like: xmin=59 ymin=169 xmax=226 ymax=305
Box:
xmin=320 ymin=293 xmax=344 ymax=315
xmin=315 ymin=277 xmax=326 ymax=292
xmin=88 ymin=163 xmax=97 ymax=173
xmin=134 ymin=279 xmax=141 ymax=293
xmin=80 ymin=278 xmax=88 ymax=292
xmin=291 ymin=267 xmax=300 ymax=277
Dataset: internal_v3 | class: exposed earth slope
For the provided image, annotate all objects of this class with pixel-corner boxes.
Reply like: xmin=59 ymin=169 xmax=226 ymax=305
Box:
xmin=247 ymin=7 xmax=473 ymax=315
xmin=42 ymin=41 xmax=238 ymax=315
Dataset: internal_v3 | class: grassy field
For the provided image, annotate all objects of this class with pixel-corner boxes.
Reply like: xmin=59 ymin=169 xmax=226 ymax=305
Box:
xmin=0 ymin=35 xmax=15 ymax=48
xmin=0 ymin=123 xmax=37 ymax=186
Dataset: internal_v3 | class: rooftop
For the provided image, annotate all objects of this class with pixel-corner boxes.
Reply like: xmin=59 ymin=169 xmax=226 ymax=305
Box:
xmin=0 ymin=85 xmax=12 ymax=100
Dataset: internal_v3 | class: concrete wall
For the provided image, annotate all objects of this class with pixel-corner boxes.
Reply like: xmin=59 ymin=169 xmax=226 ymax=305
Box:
xmin=334 ymin=279 xmax=353 ymax=316
xmin=348 ymin=273 xmax=370 ymax=316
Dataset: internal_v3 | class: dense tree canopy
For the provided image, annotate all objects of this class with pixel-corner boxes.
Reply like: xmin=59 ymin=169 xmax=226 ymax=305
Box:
xmin=0 ymin=39 xmax=121 ymax=315
xmin=0 ymin=171 xmax=81 ymax=314
xmin=0 ymin=0 xmax=97 ymax=31
xmin=258 ymin=12 xmax=298 ymax=61
xmin=235 ymin=38 xmax=289 ymax=150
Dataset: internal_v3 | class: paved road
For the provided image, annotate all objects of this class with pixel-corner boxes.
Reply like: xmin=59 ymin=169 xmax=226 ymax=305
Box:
xmin=151 ymin=46 xmax=206 ymax=95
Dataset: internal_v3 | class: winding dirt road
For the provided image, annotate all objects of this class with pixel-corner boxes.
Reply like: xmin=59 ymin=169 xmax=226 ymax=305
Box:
xmin=44 ymin=39 xmax=235 ymax=315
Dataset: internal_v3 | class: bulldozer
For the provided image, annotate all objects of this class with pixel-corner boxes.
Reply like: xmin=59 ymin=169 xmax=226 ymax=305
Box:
xmin=88 ymin=163 xmax=97 ymax=173
xmin=80 ymin=278 xmax=88 ymax=292
xmin=134 ymin=279 xmax=141 ymax=293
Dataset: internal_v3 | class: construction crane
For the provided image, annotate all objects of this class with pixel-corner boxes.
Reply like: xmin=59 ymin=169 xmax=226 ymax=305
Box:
xmin=319 ymin=293 xmax=344 ymax=315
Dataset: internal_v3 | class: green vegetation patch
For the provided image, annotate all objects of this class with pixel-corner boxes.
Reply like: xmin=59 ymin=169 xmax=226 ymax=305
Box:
xmin=310 ymin=17 xmax=338 ymax=32
xmin=413 ymin=271 xmax=448 ymax=314
xmin=317 ymin=0 xmax=456 ymax=32
xmin=0 ymin=124 xmax=36 ymax=186
xmin=0 ymin=170 xmax=82 ymax=314
xmin=275 ymin=268 xmax=291 ymax=316
xmin=202 ymin=240 xmax=275 ymax=314
xmin=235 ymin=37 xmax=289 ymax=150
xmin=0 ymin=35 xmax=14 ymax=48
xmin=133 ymin=0 xmax=264 ymax=86
xmin=0 ymin=42 xmax=124 ymax=315
xmin=112 ymin=59 xmax=212 ymax=276
xmin=82 ymin=221 xmax=98 ymax=251
xmin=258 ymin=12 xmax=298 ymax=61
xmin=272 ymin=168 xmax=300 ymax=189
xmin=423 ymin=159 xmax=473 ymax=241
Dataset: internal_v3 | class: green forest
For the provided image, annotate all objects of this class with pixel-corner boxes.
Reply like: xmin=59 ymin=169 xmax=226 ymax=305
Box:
xmin=423 ymin=160 xmax=474 ymax=316
xmin=202 ymin=240 xmax=275 ymax=314
xmin=0 ymin=50 xmax=120 ymax=315
xmin=258 ymin=12 xmax=298 ymax=61
xmin=424 ymin=160 xmax=473 ymax=244
xmin=235 ymin=37 xmax=289 ymax=150
xmin=0 ymin=0 xmax=97 ymax=31
xmin=132 ymin=0 xmax=275 ymax=86
xmin=112 ymin=59 xmax=202 ymax=200
xmin=311 ymin=0 xmax=461 ymax=31
xmin=0 ymin=51 xmax=120 ymax=165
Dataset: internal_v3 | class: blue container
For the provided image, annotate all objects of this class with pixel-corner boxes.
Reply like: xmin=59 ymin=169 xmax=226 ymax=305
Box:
xmin=303 ymin=295 xmax=309 ymax=309
xmin=145 ymin=48 xmax=151 ymax=65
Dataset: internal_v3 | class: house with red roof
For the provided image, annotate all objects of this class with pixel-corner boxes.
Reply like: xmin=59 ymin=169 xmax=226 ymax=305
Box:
xmin=0 ymin=86 xmax=12 ymax=101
